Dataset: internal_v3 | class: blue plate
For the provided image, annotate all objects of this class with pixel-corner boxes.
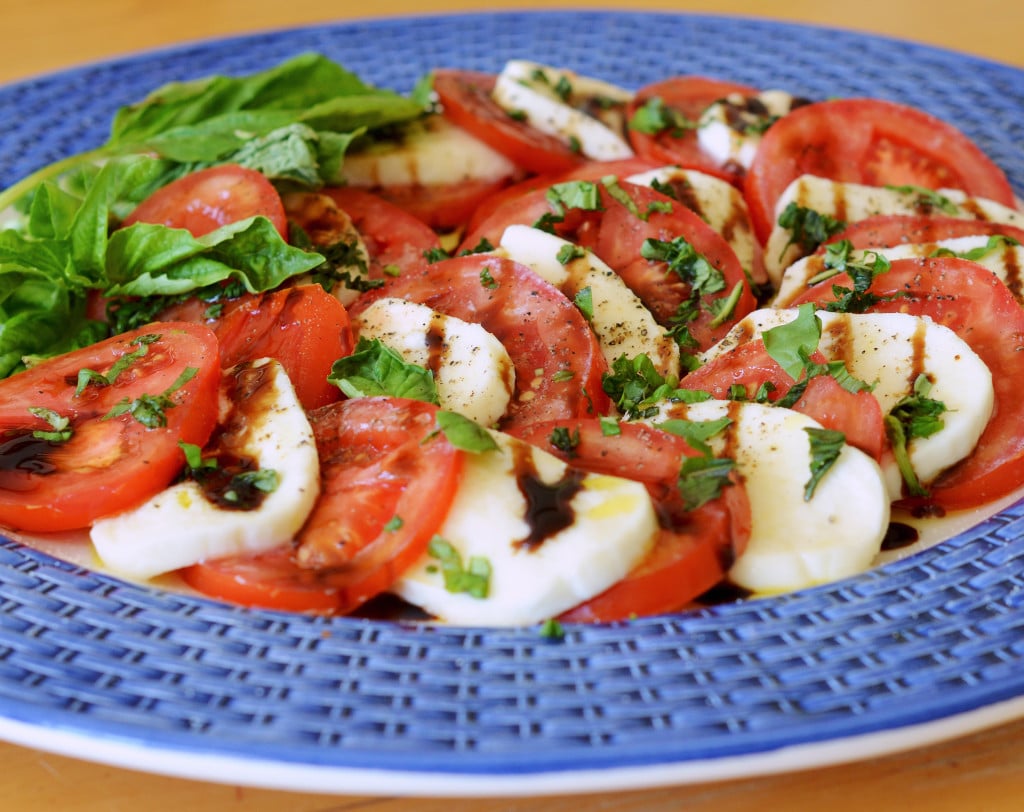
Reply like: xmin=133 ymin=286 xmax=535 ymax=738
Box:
xmin=1 ymin=10 xmax=1024 ymax=796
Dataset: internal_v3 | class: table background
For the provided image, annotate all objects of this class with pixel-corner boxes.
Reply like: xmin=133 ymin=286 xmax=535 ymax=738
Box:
xmin=2 ymin=1 xmax=1023 ymax=809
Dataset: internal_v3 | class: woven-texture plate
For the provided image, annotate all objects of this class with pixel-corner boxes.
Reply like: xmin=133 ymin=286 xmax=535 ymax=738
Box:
xmin=1 ymin=10 xmax=1024 ymax=796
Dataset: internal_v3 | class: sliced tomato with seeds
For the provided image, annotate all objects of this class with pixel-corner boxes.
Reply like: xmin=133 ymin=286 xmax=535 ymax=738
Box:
xmin=792 ymin=256 xmax=1024 ymax=510
xmin=745 ymin=98 xmax=1017 ymax=243
xmin=351 ymin=254 xmax=611 ymax=433
xmin=159 ymin=284 xmax=354 ymax=411
xmin=433 ymin=69 xmax=585 ymax=175
xmin=181 ymin=397 xmax=464 ymax=615
xmin=820 ymin=214 xmax=1024 ymax=252
xmin=122 ymin=164 xmax=288 ymax=239
xmin=0 ymin=323 xmax=220 ymax=532
xmin=516 ymin=419 xmax=751 ymax=622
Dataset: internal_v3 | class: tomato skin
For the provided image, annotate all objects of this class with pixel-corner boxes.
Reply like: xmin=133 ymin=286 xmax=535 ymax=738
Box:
xmin=821 ymin=214 xmax=1024 ymax=252
xmin=160 ymin=284 xmax=353 ymax=411
xmin=433 ymin=69 xmax=585 ymax=175
xmin=352 ymin=255 xmax=611 ymax=433
xmin=682 ymin=342 xmax=885 ymax=460
xmin=122 ymin=164 xmax=289 ymax=239
xmin=321 ymin=187 xmax=441 ymax=278
xmin=181 ymin=397 xmax=464 ymax=614
xmin=460 ymin=180 xmax=756 ymax=352
xmin=516 ymin=419 xmax=751 ymax=622
xmin=792 ymin=256 xmax=1024 ymax=510
xmin=626 ymin=76 xmax=759 ymax=185
xmin=362 ymin=175 xmax=514 ymax=233
xmin=745 ymin=98 xmax=1017 ymax=244
xmin=0 ymin=323 xmax=220 ymax=532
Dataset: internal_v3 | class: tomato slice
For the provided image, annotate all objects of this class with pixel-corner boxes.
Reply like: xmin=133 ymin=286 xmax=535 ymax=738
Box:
xmin=321 ymin=187 xmax=441 ymax=278
xmin=433 ymin=69 xmax=585 ymax=175
xmin=122 ymin=164 xmax=289 ymax=239
xmin=460 ymin=179 xmax=756 ymax=352
xmin=516 ymin=419 xmax=751 ymax=622
xmin=182 ymin=397 xmax=464 ymax=614
xmin=744 ymin=98 xmax=1017 ymax=244
xmin=682 ymin=341 xmax=885 ymax=460
xmin=821 ymin=214 xmax=1024 ymax=252
xmin=792 ymin=256 xmax=1024 ymax=510
xmin=0 ymin=323 xmax=220 ymax=532
xmin=351 ymin=254 xmax=610 ymax=433
xmin=626 ymin=76 xmax=760 ymax=185
xmin=362 ymin=175 xmax=514 ymax=233
xmin=160 ymin=284 xmax=354 ymax=411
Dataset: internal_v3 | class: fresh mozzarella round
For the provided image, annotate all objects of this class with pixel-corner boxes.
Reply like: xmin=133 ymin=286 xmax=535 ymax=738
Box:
xmin=696 ymin=90 xmax=806 ymax=172
xmin=497 ymin=224 xmax=680 ymax=378
xmin=774 ymin=234 xmax=1024 ymax=307
xmin=353 ymin=297 xmax=515 ymax=427
xmin=625 ymin=165 xmax=763 ymax=286
xmin=391 ymin=430 xmax=658 ymax=626
xmin=648 ymin=399 xmax=889 ymax=594
xmin=90 ymin=358 xmax=320 ymax=580
xmin=342 ymin=114 xmax=517 ymax=188
xmin=704 ymin=308 xmax=995 ymax=499
xmin=492 ymin=60 xmax=635 ymax=161
xmin=763 ymin=175 xmax=1024 ymax=284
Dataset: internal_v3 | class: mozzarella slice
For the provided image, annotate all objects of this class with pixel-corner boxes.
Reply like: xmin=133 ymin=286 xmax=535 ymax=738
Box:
xmin=697 ymin=90 xmax=807 ymax=172
xmin=774 ymin=234 xmax=1024 ymax=307
xmin=352 ymin=297 xmax=516 ymax=427
xmin=648 ymin=399 xmax=889 ymax=593
xmin=764 ymin=175 xmax=1024 ymax=285
xmin=497 ymin=224 xmax=680 ymax=378
xmin=492 ymin=60 xmax=635 ymax=161
xmin=391 ymin=430 xmax=658 ymax=626
xmin=626 ymin=165 xmax=764 ymax=286
xmin=90 ymin=358 xmax=320 ymax=580
xmin=703 ymin=308 xmax=995 ymax=499
xmin=342 ymin=114 xmax=517 ymax=188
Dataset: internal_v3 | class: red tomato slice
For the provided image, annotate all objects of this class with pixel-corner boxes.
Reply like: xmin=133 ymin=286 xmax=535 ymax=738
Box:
xmin=181 ymin=397 xmax=464 ymax=614
xmin=626 ymin=76 xmax=760 ymax=185
xmin=0 ymin=323 xmax=220 ymax=532
xmin=364 ymin=175 xmax=513 ymax=232
xmin=433 ymin=69 xmax=585 ymax=175
xmin=160 ymin=284 xmax=353 ymax=411
xmin=682 ymin=341 xmax=885 ymax=460
xmin=321 ymin=187 xmax=441 ymax=278
xmin=460 ymin=179 xmax=756 ymax=352
xmin=122 ymin=164 xmax=288 ymax=239
xmin=516 ymin=419 xmax=751 ymax=622
xmin=792 ymin=256 xmax=1024 ymax=510
xmin=351 ymin=255 xmax=610 ymax=433
xmin=821 ymin=214 xmax=1024 ymax=252
xmin=745 ymin=98 xmax=1017 ymax=244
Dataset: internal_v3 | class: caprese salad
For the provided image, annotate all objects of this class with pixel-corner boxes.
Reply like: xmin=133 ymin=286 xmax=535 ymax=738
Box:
xmin=0 ymin=53 xmax=1021 ymax=628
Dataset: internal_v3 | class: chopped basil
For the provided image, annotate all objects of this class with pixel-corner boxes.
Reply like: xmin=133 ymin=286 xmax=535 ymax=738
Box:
xmin=423 ymin=246 xmax=452 ymax=264
xmin=178 ymin=440 xmax=216 ymax=471
xmin=479 ymin=267 xmax=500 ymax=289
xmin=538 ymin=618 xmax=566 ymax=640
xmin=224 ymin=468 xmax=280 ymax=503
xmin=930 ymin=233 xmax=1020 ymax=261
xmin=657 ymin=416 xmax=732 ymax=456
xmin=436 ymin=410 xmax=499 ymax=453
xmin=328 ymin=337 xmax=439 ymax=404
xmin=552 ymin=369 xmax=575 ymax=382
xmin=27 ymin=407 xmax=73 ymax=443
xmin=886 ymin=184 xmax=959 ymax=215
xmin=883 ymin=375 xmax=949 ymax=498
xmin=763 ymin=304 xmax=822 ymax=381
xmin=678 ymin=454 xmax=736 ymax=511
xmin=627 ymin=96 xmax=698 ymax=136
xmin=599 ymin=416 xmax=622 ymax=436
xmin=803 ymin=427 xmax=846 ymax=500
xmin=102 ymin=365 xmax=198 ymax=428
xmin=427 ymin=536 xmax=492 ymax=599
xmin=75 ymin=333 xmax=161 ymax=396
xmin=549 ymin=426 xmax=581 ymax=456
xmin=573 ymin=286 xmax=594 ymax=321
xmin=557 ymin=243 xmax=586 ymax=265
xmin=384 ymin=515 xmax=404 ymax=533
xmin=601 ymin=353 xmax=711 ymax=419
xmin=777 ymin=202 xmax=846 ymax=257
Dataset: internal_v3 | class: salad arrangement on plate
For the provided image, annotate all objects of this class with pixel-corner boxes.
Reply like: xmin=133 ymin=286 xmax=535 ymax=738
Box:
xmin=0 ymin=53 xmax=1022 ymax=628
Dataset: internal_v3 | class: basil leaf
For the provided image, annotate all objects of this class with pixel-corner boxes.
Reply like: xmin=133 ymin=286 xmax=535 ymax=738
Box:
xmin=804 ymin=427 xmax=846 ymax=500
xmin=763 ymin=304 xmax=822 ymax=381
xmin=436 ymin=411 xmax=499 ymax=453
xmin=328 ymin=337 xmax=439 ymax=403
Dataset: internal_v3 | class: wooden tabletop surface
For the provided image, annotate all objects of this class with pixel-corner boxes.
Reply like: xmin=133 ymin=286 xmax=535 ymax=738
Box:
xmin=2 ymin=1 xmax=1023 ymax=809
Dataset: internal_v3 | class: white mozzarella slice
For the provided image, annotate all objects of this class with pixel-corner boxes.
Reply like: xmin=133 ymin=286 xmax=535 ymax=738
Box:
xmin=391 ymin=430 xmax=658 ymax=626
xmin=649 ymin=399 xmax=889 ymax=593
xmin=342 ymin=114 xmax=517 ymax=188
xmin=774 ymin=234 xmax=1024 ymax=307
xmin=703 ymin=308 xmax=995 ymax=499
xmin=492 ymin=60 xmax=635 ymax=161
xmin=353 ymin=297 xmax=515 ymax=427
xmin=763 ymin=175 xmax=1024 ymax=285
xmin=497 ymin=224 xmax=680 ymax=379
xmin=626 ymin=165 xmax=764 ymax=286
xmin=90 ymin=359 xmax=320 ymax=580
xmin=696 ymin=90 xmax=805 ymax=172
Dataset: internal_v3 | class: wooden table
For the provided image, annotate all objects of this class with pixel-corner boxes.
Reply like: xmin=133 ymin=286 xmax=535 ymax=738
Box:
xmin=2 ymin=1 xmax=1023 ymax=809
